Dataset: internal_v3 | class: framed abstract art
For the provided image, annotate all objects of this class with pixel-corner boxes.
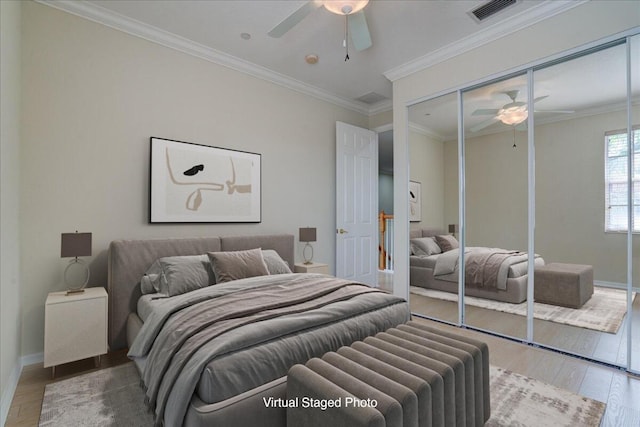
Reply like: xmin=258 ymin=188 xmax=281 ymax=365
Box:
xmin=149 ymin=137 xmax=261 ymax=223
xmin=409 ymin=180 xmax=421 ymax=222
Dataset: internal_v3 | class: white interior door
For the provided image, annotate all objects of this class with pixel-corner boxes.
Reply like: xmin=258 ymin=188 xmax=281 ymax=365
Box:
xmin=336 ymin=121 xmax=378 ymax=286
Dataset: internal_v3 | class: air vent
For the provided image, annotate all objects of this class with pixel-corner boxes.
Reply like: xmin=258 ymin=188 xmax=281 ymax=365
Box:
xmin=469 ymin=0 xmax=518 ymax=22
xmin=356 ymin=92 xmax=388 ymax=105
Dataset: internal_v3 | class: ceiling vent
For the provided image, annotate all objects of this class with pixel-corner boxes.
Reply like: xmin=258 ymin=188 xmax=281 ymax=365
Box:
xmin=469 ymin=0 xmax=518 ymax=22
xmin=356 ymin=92 xmax=388 ymax=105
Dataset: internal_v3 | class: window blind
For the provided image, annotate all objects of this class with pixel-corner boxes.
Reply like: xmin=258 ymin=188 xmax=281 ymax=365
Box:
xmin=605 ymin=127 xmax=640 ymax=232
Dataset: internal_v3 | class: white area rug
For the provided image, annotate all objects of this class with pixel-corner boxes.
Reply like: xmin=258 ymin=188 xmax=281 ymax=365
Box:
xmin=488 ymin=366 xmax=605 ymax=427
xmin=39 ymin=362 xmax=606 ymax=427
xmin=39 ymin=363 xmax=152 ymax=427
xmin=411 ymin=286 xmax=631 ymax=333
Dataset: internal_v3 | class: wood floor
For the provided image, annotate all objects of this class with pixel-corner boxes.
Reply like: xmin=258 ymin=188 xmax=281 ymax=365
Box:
xmin=6 ymin=294 xmax=640 ymax=426
xmin=410 ymin=289 xmax=640 ymax=367
xmin=411 ymin=294 xmax=640 ymax=426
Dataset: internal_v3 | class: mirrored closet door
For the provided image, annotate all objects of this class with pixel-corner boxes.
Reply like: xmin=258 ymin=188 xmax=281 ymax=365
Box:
xmin=407 ymin=92 xmax=460 ymax=325
xmin=407 ymin=30 xmax=639 ymax=374
xmin=461 ymin=74 xmax=530 ymax=340
xmin=533 ymin=42 xmax=630 ymax=365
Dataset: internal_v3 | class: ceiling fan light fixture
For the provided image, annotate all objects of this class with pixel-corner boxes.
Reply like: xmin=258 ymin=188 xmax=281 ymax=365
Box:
xmin=324 ymin=0 xmax=369 ymax=15
xmin=498 ymin=106 xmax=528 ymax=125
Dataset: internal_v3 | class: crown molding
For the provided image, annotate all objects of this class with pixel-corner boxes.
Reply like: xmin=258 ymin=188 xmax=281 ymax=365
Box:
xmin=368 ymin=99 xmax=393 ymax=115
xmin=384 ymin=0 xmax=588 ymax=82
xmin=37 ymin=0 xmax=373 ymax=115
xmin=408 ymin=122 xmax=446 ymax=142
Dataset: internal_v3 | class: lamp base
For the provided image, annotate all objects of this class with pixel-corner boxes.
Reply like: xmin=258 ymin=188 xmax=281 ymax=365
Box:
xmin=302 ymin=242 xmax=314 ymax=265
xmin=64 ymin=258 xmax=90 ymax=295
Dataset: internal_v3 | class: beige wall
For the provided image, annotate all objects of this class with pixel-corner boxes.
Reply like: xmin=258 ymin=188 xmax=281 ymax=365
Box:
xmin=19 ymin=2 xmax=368 ymax=356
xmin=409 ymin=128 xmax=444 ymax=230
xmin=534 ymin=110 xmax=640 ymax=284
xmin=442 ymin=109 xmax=640 ymax=284
xmin=369 ymin=109 xmax=392 ymax=130
xmin=392 ymin=1 xmax=640 ymax=297
xmin=1 ymin=0 xmax=23 ymax=420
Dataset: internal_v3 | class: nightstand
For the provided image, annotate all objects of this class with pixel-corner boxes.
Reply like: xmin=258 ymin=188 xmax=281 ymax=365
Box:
xmin=44 ymin=287 xmax=108 ymax=377
xmin=294 ymin=262 xmax=330 ymax=274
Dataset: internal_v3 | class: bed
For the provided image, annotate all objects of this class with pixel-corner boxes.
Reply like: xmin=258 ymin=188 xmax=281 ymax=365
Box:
xmin=107 ymin=234 xmax=410 ymax=427
xmin=409 ymin=228 xmax=544 ymax=304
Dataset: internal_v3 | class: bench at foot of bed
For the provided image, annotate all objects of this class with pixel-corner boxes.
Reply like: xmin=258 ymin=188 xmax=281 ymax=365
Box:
xmin=287 ymin=321 xmax=490 ymax=427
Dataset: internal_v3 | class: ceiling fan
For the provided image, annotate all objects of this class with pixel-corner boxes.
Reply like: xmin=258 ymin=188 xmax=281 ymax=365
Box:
xmin=470 ymin=90 xmax=574 ymax=132
xmin=268 ymin=1 xmax=372 ymax=55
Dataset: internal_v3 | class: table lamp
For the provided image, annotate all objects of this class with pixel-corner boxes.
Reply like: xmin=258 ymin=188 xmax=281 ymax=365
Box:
xmin=61 ymin=231 xmax=92 ymax=295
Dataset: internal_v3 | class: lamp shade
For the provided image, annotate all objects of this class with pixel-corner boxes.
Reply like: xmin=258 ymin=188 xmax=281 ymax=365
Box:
xmin=448 ymin=224 xmax=457 ymax=234
xmin=61 ymin=232 xmax=92 ymax=258
xmin=299 ymin=227 xmax=317 ymax=243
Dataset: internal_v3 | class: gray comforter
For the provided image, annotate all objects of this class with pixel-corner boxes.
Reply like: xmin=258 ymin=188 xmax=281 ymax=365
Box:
xmin=433 ymin=247 xmax=534 ymax=290
xmin=128 ymin=273 xmax=409 ymax=427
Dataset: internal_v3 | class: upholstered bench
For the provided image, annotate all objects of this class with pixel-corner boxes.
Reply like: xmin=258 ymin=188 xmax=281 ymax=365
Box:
xmin=286 ymin=321 xmax=490 ymax=427
xmin=534 ymin=263 xmax=594 ymax=308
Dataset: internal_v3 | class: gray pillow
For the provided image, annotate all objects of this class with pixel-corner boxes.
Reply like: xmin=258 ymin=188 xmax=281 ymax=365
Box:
xmin=410 ymin=237 xmax=442 ymax=256
xmin=262 ymin=249 xmax=292 ymax=274
xmin=208 ymin=248 xmax=270 ymax=283
xmin=158 ymin=254 xmax=215 ymax=296
xmin=140 ymin=260 xmax=162 ymax=294
xmin=435 ymin=234 xmax=459 ymax=252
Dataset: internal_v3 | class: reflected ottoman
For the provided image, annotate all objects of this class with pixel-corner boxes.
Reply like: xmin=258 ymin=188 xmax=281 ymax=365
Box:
xmin=534 ymin=263 xmax=594 ymax=309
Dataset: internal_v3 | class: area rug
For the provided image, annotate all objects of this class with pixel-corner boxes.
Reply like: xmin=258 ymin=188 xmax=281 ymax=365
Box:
xmin=39 ymin=362 xmax=606 ymax=427
xmin=39 ymin=363 xmax=152 ymax=427
xmin=488 ymin=366 xmax=605 ymax=427
xmin=411 ymin=285 xmax=631 ymax=333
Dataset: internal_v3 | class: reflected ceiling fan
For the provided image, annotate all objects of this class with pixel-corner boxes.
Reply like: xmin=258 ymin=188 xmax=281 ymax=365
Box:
xmin=470 ymin=90 xmax=574 ymax=132
xmin=268 ymin=1 xmax=372 ymax=59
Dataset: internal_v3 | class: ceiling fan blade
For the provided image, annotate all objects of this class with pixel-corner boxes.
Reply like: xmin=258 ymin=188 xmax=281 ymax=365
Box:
xmin=472 ymin=108 xmax=499 ymax=116
xmin=533 ymin=95 xmax=549 ymax=103
xmin=348 ymin=10 xmax=372 ymax=51
xmin=533 ymin=109 xmax=575 ymax=114
xmin=268 ymin=1 xmax=321 ymax=38
xmin=469 ymin=117 xmax=499 ymax=133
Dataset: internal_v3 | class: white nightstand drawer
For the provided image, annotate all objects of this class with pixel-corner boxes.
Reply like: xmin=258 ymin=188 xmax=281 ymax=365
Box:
xmin=44 ymin=287 xmax=108 ymax=369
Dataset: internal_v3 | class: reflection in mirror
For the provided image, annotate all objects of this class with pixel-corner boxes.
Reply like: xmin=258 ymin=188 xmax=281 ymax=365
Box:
xmin=629 ymin=34 xmax=640 ymax=374
xmin=407 ymin=92 xmax=459 ymax=324
xmin=533 ymin=42 xmax=632 ymax=366
xmin=462 ymin=74 xmax=530 ymax=340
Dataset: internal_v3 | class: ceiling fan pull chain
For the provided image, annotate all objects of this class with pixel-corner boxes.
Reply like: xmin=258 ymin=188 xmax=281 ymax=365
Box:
xmin=344 ymin=15 xmax=350 ymax=61
xmin=512 ymin=126 xmax=517 ymax=148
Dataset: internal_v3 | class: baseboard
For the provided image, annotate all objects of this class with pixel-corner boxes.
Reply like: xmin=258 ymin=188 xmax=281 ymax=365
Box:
xmin=0 ymin=357 xmax=22 ymax=426
xmin=21 ymin=352 xmax=44 ymax=366
xmin=595 ymin=280 xmax=640 ymax=293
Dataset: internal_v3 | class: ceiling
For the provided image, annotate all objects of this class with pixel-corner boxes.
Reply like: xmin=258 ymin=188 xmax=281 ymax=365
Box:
xmin=45 ymin=0 xmax=585 ymax=115
xmin=409 ymin=40 xmax=640 ymax=140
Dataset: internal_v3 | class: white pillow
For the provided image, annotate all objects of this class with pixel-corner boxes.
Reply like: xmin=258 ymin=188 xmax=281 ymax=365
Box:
xmin=410 ymin=237 xmax=442 ymax=256
xmin=262 ymin=249 xmax=292 ymax=274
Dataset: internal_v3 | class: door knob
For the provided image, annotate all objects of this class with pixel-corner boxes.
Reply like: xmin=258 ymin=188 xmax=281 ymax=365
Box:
xmin=337 ymin=228 xmax=349 ymax=234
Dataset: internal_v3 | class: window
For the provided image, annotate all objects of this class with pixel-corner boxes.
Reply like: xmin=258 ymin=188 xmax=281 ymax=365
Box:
xmin=605 ymin=127 xmax=640 ymax=232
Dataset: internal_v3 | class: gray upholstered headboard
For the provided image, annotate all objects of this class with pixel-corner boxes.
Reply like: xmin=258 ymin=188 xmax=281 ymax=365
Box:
xmin=107 ymin=234 xmax=295 ymax=350
xmin=410 ymin=227 xmax=447 ymax=239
